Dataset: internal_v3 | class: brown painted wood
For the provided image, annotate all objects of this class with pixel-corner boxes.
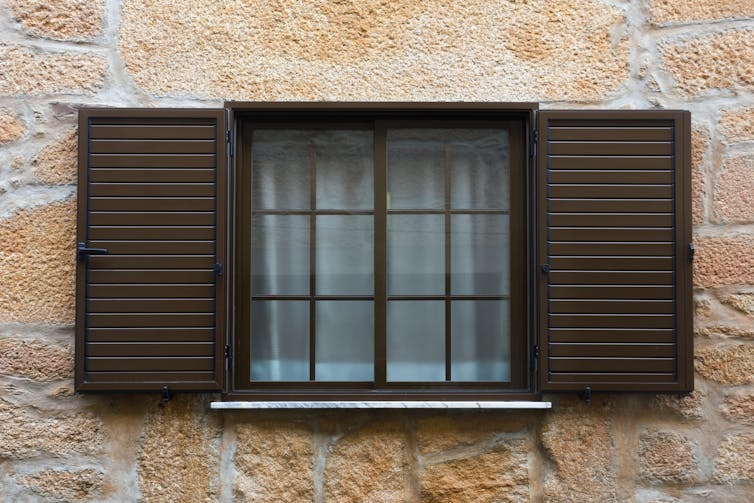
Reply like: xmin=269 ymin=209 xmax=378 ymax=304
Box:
xmin=538 ymin=110 xmax=693 ymax=393
xmin=76 ymin=108 xmax=226 ymax=392
xmin=548 ymin=127 xmax=672 ymax=141
xmin=89 ymin=169 xmax=215 ymax=183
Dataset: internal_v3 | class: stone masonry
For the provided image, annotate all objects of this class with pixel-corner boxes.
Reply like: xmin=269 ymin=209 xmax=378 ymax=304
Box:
xmin=0 ymin=0 xmax=752 ymax=501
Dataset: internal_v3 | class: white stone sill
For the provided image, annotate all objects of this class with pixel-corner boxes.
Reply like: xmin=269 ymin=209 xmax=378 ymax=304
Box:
xmin=211 ymin=401 xmax=551 ymax=410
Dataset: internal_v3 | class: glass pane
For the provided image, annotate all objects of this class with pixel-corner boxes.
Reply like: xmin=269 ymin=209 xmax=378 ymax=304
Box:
xmin=387 ymin=301 xmax=445 ymax=382
xmin=451 ymin=300 xmax=510 ymax=381
xmin=451 ymin=214 xmax=509 ymax=295
xmin=316 ymin=130 xmax=373 ymax=210
xmin=251 ymin=215 xmax=310 ymax=295
xmin=251 ymin=301 xmax=309 ymax=381
xmin=388 ymin=214 xmax=444 ymax=295
xmin=252 ymin=130 xmax=311 ymax=210
xmin=450 ymin=129 xmax=510 ymax=210
xmin=387 ymin=129 xmax=444 ymax=209
xmin=316 ymin=301 xmax=373 ymax=381
xmin=316 ymin=215 xmax=373 ymax=295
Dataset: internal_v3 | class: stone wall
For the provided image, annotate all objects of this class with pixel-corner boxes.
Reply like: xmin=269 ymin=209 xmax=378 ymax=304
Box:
xmin=0 ymin=0 xmax=752 ymax=501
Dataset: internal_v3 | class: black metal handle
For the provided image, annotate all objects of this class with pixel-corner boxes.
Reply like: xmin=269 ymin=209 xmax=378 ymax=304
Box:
xmin=78 ymin=242 xmax=108 ymax=258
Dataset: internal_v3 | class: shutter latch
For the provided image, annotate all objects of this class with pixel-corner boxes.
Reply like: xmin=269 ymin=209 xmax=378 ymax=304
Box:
xmin=541 ymin=263 xmax=550 ymax=274
xmin=579 ymin=386 xmax=592 ymax=406
xmin=227 ymin=130 xmax=233 ymax=158
xmin=77 ymin=242 xmax=108 ymax=260
xmin=214 ymin=262 xmax=224 ymax=275
xmin=689 ymin=242 xmax=695 ymax=262
xmin=161 ymin=386 xmax=171 ymax=406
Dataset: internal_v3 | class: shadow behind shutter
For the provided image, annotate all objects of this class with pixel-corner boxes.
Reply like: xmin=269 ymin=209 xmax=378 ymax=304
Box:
xmin=75 ymin=109 xmax=227 ymax=391
xmin=538 ymin=110 xmax=693 ymax=392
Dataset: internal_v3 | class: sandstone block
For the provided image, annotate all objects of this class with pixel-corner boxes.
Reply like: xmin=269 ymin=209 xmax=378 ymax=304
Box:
xmin=540 ymin=401 xmax=616 ymax=502
xmin=234 ymin=421 xmax=313 ymax=502
xmin=691 ymin=126 xmax=710 ymax=224
xmin=0 ymin=398 xmax=102 ymax=458
xmin=138 ymin=395 xmax=221 ymax=503
xmin=0 ymin=337 xmax=73 ymax=381
xmin=695 ymin=343 xmax=754 ymax=385
xmin=648 ymin=0 xmax=754 ymax=25
xmin=718 ymin=292 xmax=754 ymax=316
xmin=719 ymin=107 xmax=754 ymax=144
xmin=0 ymin=45 xmax=105 ymax=96
xmin=119 ymin=0 xmax=628 ymax=102
xmin=6 ymin=0 xmax=104 ymax=41
xmin=653 ymin=389 xmax=705 ymax=420
xmin=721 ymin=392 xmax=754 ymax=425
xmin=20 ymin=468 xmax=103 ymax=501
xmin=0 ymin=109 xmax=25 ymax=144
xmin=714 ymin=433 xmax=754 ymax=483
xmin=694 ymin=236 xmax=754 ymax=287
xmin=421 ymin=440 xmax=529 ymax=502
xmin=324 ymin=421 xmax=410 ymax=502
xmin=714 ymin=154 xmax=754 ymax=223
xmin=416 ymin=414 xmax=528 ymax=454
xmin=640 ymin=430 xmax=698 ymax=484
xmin=660 ymin=30 xmax=754 ymax=97
xmin=33 ymin=129 xmax=78 ymax=185
xmin=0 ymin=199 xmax=76 ymax=324
xmin=696 ymin=324 xmax=754 ymax=340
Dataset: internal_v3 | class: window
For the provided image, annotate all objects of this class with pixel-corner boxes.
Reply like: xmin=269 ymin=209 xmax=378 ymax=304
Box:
xmin=233 ymin=115 xmax=528 ymax=397
xmin=74 ymin=104 xmax=693 ymax=400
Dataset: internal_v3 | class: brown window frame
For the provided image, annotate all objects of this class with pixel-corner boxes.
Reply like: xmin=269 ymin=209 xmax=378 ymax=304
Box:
xmin=229 ymin=105 xmax=536 ymax=400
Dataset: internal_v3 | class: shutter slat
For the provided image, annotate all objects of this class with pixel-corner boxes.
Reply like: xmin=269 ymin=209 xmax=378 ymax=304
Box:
xmin=76 ymin=108 xmax=226 ymax=392
xmin=89 ymin=169 xmax=215 ymax=183
xmin=539 ymin=110 xmax=692 ymax=392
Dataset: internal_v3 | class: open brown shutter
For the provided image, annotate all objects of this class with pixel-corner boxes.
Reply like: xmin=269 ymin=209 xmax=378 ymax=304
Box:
xmin=537 ymin=110 xmax=692 ymax=392
xmin=75 ymin=109 xmax=227 ymax=391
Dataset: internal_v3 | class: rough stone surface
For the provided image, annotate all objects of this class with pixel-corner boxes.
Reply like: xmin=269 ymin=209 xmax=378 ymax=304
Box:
xmin=421 ymin=441 xmax=530 ymax=502
xmin=0 ymin=398 xmax=102 ymax=458
xmin=0 ymin=199 xmax=76 ymax=324
xmin=654 ymin=389 xmax=705 ymax=420
xmin=19 ymin=468 xmax=104 ymax=501
xmin=324 ymin=421 xmax=409 ymax=502
xmin=416 ymin=414 xmax=528 ymax=454
xmin=119 ymin=0 xmax=628 ymax=101
xmin=0 ymin=337 xmax=73 ymax=381
xmin=695 ymin=344 xmax=754 ymax=385
xmin=694 ymin=236 xmax=754 ymax=287
xmin=640 ymin=430 xmax=698 ymax=484
xmin=696 ymin=324 xmax=754 ymax=340
xmin=234 ymin=421 xmax=313 ymax=502
xmin=0 ymin=45 xmax=105 ymax=96
xmin=33 ymin=129 xmax=78 ymax=185
xmin=660 ymin=30 xmax=754 ymax=97
xmin=138 ymin=395 xmax=221 ymax=503
xmin=694 ymin=297 xmax=712 ymax=319
xmin=721 ymin=392 xmax=754 ymax=425
xmin=0 ymin=108 xmax=25 ymax=144
xmin=714 ymin=433 xmax=754 ymax=483
xmin=719 ymin=107 xmax=754 ymax=144
xmin=691 ymin=126 xmax=709 ymax=224
xmin=5 ymin=0 xmax=104 ymax=41
xmin=719 ymin=292 xmax=754 ymax=316
xmin=648 ymin=0 xmax=754 ymax=25
xmin=714 ymin=154 xmax=754 ymax=223
xmin=540 ymin=402 xmax=615 ymax=502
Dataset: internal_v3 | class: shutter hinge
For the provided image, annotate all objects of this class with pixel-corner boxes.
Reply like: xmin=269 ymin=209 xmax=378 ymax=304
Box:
xmin=226 ymin=129 xmax=233 ymax=158
xmin=541 ymin=263 xmax=550 ymax=274
xmin=689 ymin=242 xmax=695 ymax=262
xmin=224 ymin=344 xmax=231 ymax=359
xmin=533 ymin=344 xmax=540 ymax=359
xmin=214 ymin=262 xmax=223 ymax=275
xmin=530 ymin=129 xmax=538 ymax=158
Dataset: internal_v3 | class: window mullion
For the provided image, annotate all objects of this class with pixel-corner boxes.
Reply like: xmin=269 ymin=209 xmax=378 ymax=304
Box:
xmin=374 ymin=122 xmax=387 ymax=386
xmin=309 ymin=138 xmax=317 ymax=382
xmin=444 ymin=130 xmax=452 ymax=382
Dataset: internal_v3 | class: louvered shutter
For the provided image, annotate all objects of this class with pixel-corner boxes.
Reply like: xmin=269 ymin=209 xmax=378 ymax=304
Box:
xmin=75 ymin=109 xmax=227 ymax=391
xmin=537 ymin=110 xmax=692 ymax=392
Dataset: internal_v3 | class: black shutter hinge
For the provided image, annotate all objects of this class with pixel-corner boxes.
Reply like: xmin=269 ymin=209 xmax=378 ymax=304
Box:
xmin=689 ymin=242 xmax=695 ymax=262
xmin=541 ymin=263 xmax=550 ymax=274
xmin=224 ymin=344 xmax=231 ymax=359
xmin=227 ymin=129 xmax=233 ymax=158
xmin=214 ymin=262 xmax=223 ymax=275
xmin=530 ymin=129 xmax=538 ymax=158
xmin=533 ymin=344 xmax=540 ymax=359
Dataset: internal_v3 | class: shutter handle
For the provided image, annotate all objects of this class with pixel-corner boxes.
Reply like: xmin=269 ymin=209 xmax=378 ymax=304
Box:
xmin=77 ymin=242 xmax=108 ymax=259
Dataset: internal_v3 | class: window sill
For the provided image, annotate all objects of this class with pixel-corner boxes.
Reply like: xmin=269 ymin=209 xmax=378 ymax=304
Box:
xmin=210 ymin=400 xmax=551 ymax=410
